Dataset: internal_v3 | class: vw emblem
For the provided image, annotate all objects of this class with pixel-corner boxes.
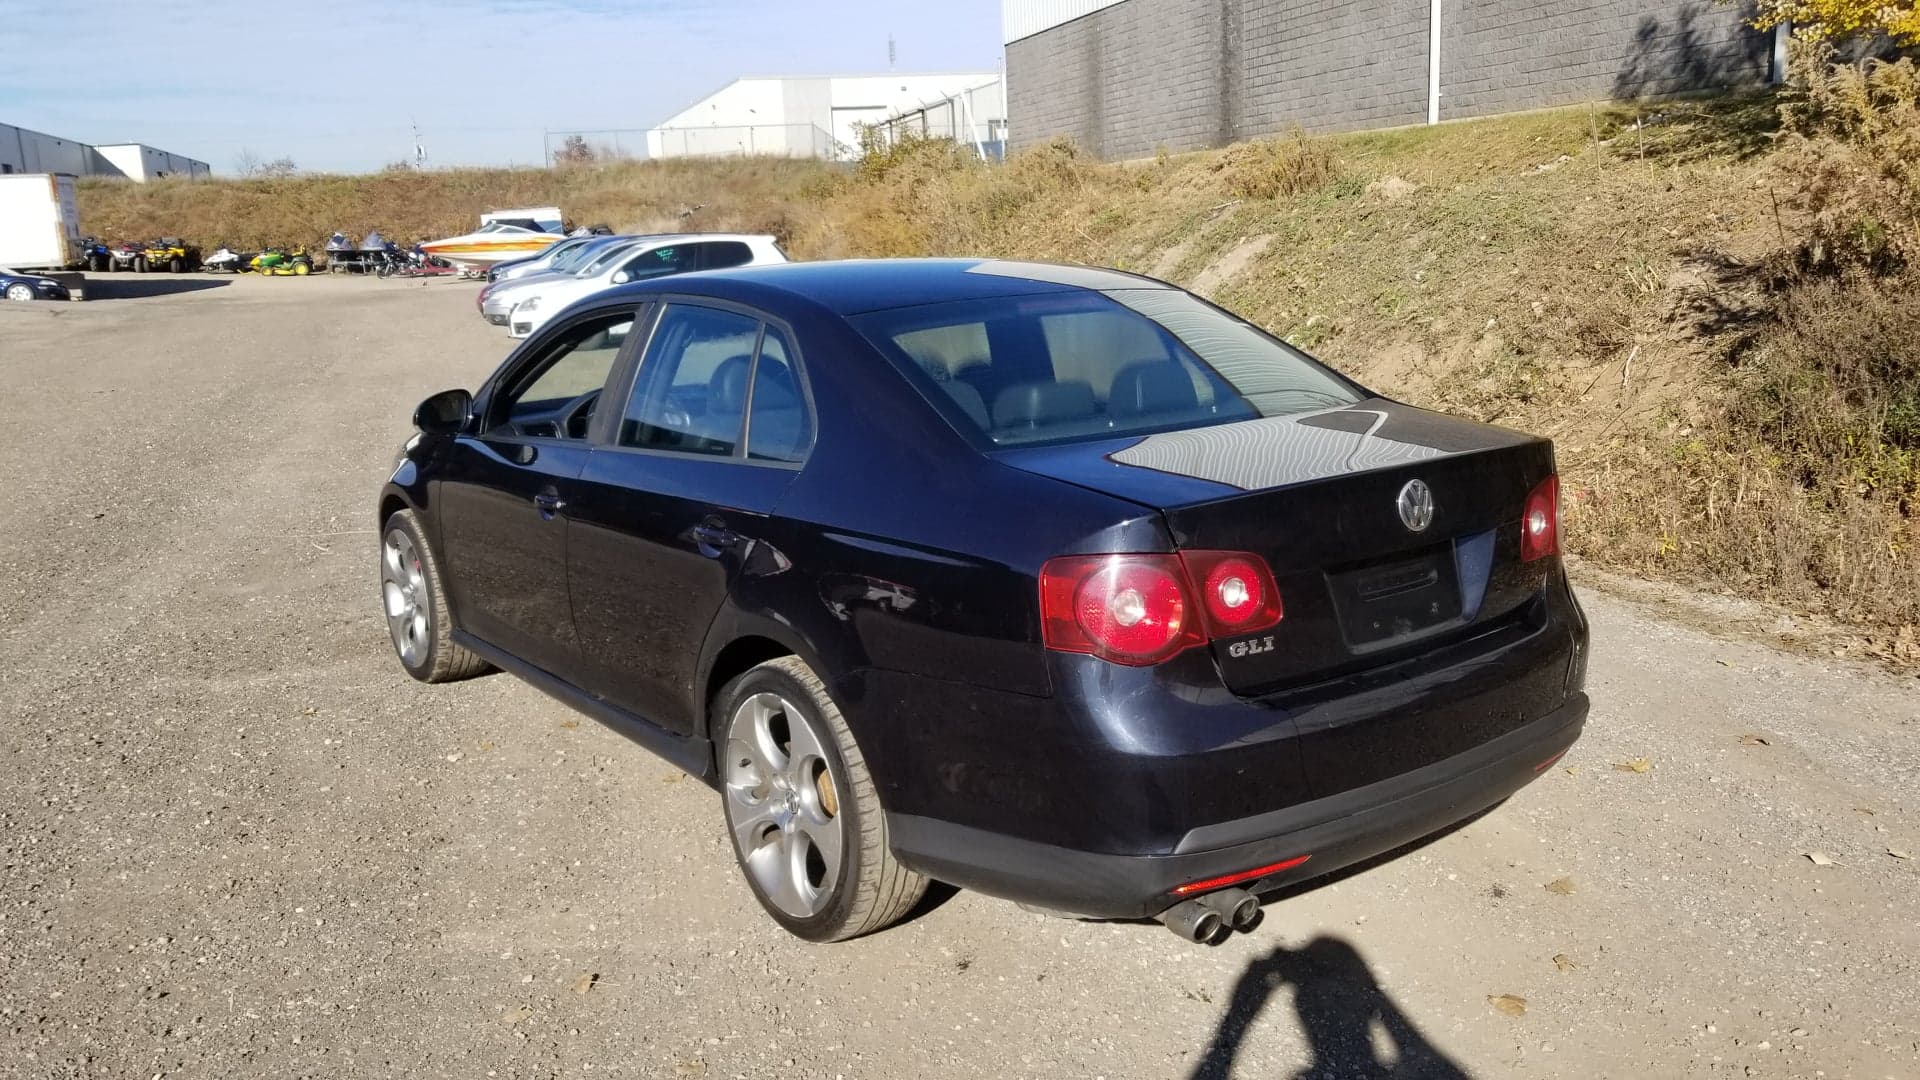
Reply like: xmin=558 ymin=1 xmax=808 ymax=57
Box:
xmin=1397 ymin=479 xmax=1434 ymax=533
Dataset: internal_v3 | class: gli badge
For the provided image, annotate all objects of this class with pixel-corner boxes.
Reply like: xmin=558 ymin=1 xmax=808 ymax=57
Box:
xmin=1397 ymin=479 xmax=1435 ymax=533
xmin=1227 ymin=635 xmax=1276 ymax=659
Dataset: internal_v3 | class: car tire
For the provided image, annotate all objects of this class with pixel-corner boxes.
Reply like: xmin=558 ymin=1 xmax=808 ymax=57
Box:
xmin=715 ymin=656 xmax=927 ymax=942
xmin=134 ymin=256 xmax=147 ymax=273
xmin=379 ymin=509 xmax=490 ymax=683
xmin=169 ymin=256 xmax=184 ymax=273
xmin=5 ymin=283 xmax=35 ymax=302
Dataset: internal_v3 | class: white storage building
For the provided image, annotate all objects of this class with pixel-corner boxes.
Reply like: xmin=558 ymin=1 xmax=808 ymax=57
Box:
xmin=647 ymin=72 xmax=1003 ymax=160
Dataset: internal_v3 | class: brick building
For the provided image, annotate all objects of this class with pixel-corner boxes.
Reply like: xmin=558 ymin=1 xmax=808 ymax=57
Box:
xmin=1003 ymin=0 xmax=1782 ymax=158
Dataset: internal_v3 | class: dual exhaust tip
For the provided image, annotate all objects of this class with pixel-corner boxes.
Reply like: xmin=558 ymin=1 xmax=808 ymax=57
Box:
xmin=1157 ymin=887 xmax=1261 ymax=943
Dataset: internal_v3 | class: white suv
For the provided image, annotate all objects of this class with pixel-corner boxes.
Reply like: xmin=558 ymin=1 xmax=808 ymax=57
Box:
xmin=500 ymin=234 xmax=787 ymax=339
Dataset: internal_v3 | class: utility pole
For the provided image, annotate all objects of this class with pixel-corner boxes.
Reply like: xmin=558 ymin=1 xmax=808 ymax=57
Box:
xmin=888 ymin=35 xmax=896 ymax=71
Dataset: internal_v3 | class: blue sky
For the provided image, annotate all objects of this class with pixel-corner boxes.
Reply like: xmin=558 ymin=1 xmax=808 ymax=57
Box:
xmin=0 ymin=0 xmax=1002 ymax=173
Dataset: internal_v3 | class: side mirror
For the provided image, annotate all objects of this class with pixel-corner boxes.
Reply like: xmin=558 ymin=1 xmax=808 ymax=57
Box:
xmin=413 ymin=388 xmax=473 ymax=435
xmin=611 ymin=270 xmax=630 ymax=284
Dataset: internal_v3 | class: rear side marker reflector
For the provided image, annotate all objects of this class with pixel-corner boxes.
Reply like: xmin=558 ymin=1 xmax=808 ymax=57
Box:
xmin=1172 ymin=855 xmax=1312 ymax=897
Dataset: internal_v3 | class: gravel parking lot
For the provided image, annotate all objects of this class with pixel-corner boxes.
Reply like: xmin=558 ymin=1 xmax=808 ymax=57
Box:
xmin=3 ymin=275 xmax=1917 ymax=1079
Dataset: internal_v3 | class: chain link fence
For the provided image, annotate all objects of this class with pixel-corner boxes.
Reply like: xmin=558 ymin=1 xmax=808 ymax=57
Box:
xmin=544 ymin=124 xmax=844 ymax=165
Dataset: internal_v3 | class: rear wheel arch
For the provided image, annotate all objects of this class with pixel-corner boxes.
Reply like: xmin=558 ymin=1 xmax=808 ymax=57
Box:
xmin=378 ymin=492 xmax=408 ymax=530
xmin=703 ymin=635 xmax=799 ymax=734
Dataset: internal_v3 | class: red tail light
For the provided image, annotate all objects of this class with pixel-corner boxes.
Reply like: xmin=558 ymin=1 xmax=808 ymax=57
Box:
xmin=1180 ymin=550 xmax=1284 ymax=636
xmin=1040 ymin=554 xmax=1203 ymax=665
xmin=1520 ymin=473 xmax=1560 ymax=562
xmin=1040 ymin=550 xmax=1283 ymax=666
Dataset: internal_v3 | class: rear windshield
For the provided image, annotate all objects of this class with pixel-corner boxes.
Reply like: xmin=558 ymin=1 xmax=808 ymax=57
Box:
xmin=852 ymin=290 xmax=1362 ymax=447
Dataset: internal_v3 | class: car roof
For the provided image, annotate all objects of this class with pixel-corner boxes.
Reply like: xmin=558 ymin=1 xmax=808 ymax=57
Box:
xmin=603 ymin=258 xmax=1174 ymax=316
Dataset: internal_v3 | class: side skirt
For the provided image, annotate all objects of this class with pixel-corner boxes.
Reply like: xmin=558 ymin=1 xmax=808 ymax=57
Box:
xmin=453 ymin=630 xmax=715 ymax=784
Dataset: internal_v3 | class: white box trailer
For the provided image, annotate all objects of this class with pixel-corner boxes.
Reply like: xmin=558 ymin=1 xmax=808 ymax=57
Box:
xmin=0 ymin=173 xmax=83 ymax=272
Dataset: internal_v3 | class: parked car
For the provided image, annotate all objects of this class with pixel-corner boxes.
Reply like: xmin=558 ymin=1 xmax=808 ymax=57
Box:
xmin=485 ymin=233 xmax=614 ymax=285
xmin=377 ymin=259 xmax=1590 ymax=944
xmin=494 ymin=234 xmax=784 ymax=339
xmin=477 ymin=234 xmax=635 ymax=324
xmin=1 ymin=266 xmax=71 ymax=301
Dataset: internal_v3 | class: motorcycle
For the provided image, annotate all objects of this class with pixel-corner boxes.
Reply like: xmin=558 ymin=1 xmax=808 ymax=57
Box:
xmin=203 ymin=247 xmax=254 ymax=273
xmin=251 ymin=248 xmax=314 ymax=276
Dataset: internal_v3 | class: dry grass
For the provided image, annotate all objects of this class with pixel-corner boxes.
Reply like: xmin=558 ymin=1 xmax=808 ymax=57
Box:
xmin=76 ymin=92 xmax=1920 ymax=658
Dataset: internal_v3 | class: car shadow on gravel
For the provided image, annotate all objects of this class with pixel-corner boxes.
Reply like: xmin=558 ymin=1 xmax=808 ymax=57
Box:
xmin=83 ymin=278 xmax=232 ymax=301
xmin=1185 ymin=806 xmax=1499 ymax=1078
xmin=1189 ymin=936 xmax=1469 ymax=1080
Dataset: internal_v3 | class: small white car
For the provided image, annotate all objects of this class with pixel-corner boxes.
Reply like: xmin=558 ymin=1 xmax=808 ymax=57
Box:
xmin=501 ymin=234 xmax=787 ymax=339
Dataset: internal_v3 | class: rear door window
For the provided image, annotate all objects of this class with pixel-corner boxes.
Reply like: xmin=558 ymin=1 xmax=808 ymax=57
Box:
xmin=619 ymin=304 xmax=761 ymax=455
xmin=746 ymin=326 xmax=811 ymax=463
xmin=621 ymin=245 xmax=699 ymax=282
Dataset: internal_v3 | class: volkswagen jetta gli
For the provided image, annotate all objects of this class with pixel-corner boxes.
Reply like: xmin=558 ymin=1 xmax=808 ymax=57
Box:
xmin=378 ymin=260 xmax=1589 ymax=943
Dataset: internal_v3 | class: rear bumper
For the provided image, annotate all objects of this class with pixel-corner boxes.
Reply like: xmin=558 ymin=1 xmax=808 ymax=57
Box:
xmin=888 ymin=691 xmax=1586 ymax=918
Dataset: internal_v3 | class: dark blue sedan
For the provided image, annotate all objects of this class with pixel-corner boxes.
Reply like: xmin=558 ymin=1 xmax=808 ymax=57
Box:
xmin=378 ymin=259 xmax=1589 ymax=943
xmin=1 ymin=267 xmax=71 ymax=302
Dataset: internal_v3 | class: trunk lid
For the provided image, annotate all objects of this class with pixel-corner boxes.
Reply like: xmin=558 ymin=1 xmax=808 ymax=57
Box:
xmin=996 ymin=399 xmax=1558 ymax=694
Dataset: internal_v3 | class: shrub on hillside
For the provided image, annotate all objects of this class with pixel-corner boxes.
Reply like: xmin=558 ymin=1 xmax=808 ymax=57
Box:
xmin=1216 ymin=130 xmax=1340 ymax=200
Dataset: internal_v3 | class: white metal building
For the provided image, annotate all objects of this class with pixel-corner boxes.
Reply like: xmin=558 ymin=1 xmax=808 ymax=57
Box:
xmin=92 ymin=143 xmax=211 ymax=182
xmin=1 ymin=122 xmax=210 ymax=181
xmin=647 ymin=72 xmax=1003 ymax=160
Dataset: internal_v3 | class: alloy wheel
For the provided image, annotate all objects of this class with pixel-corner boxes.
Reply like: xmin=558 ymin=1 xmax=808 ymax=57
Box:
xmin=723 ymin=692 xmax=845 ymax=918
xmin=5 ymin=284 xmax=33 ymax=302
xmin=381 ymin=528 xmax=430 ymax=666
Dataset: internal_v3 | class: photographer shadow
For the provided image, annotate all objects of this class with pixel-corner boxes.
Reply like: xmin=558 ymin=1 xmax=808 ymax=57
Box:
xmin=1190 ymin=936 xmax=1469 ymax=1080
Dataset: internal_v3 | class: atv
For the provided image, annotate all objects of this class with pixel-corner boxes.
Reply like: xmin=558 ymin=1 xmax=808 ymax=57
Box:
xmin=251 ymin=248 xmax=314 ymax=276
xmin=77 ymin=236 xmax=112 ymax=273
xmin=140 ymin=238 xmax=202 ymax=273
xmin=106 ymin=241 xmax=146 ymax=272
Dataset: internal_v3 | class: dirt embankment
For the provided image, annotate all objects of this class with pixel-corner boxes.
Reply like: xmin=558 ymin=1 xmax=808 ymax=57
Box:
xmin=78 ymin=94 xmax=1920 ymax=662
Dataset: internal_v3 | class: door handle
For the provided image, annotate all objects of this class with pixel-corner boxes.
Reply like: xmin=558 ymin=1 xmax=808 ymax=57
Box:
xmin=533 ymin=492 xmax=566 ymax=518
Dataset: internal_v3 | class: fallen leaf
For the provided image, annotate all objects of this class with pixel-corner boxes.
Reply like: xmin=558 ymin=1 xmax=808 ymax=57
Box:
xmin=478 ymin=739 xmax=497 ymax=751
xmin=1613 ymin=758 xmax=1652 ymax=773
xmin=1562 ymin=766 xmax=1578 ymax=777
xmin=1552 ymin=953 xmax=1577 ymax=972
xmin=570 ymin=972 xmax=598 ymax=995
xmin=1738 ymin=734 xmax=1770 ymax=746
xmin=1853 ymin=806 xmax=1877 ymax=816
xmin=661 ymin=772 xmax=682 ymax=784
xmin=499 ymin=1005 xmax=533 ymax=1026
xmin=1890 ymin=849 xmax=1912 ymax=860
xmin=1715 ymin=658 xmax=1732 ymax=666
xmin=1805 ymin=851 xmax=1835 ymax=867
xmin=1488 ymin=994 xmax=1528 ymax=1017
xmin=1544 ymin=877 xmax=1576 ymax=895
xmin=559 ymin=719 xmax=579 ymax=730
